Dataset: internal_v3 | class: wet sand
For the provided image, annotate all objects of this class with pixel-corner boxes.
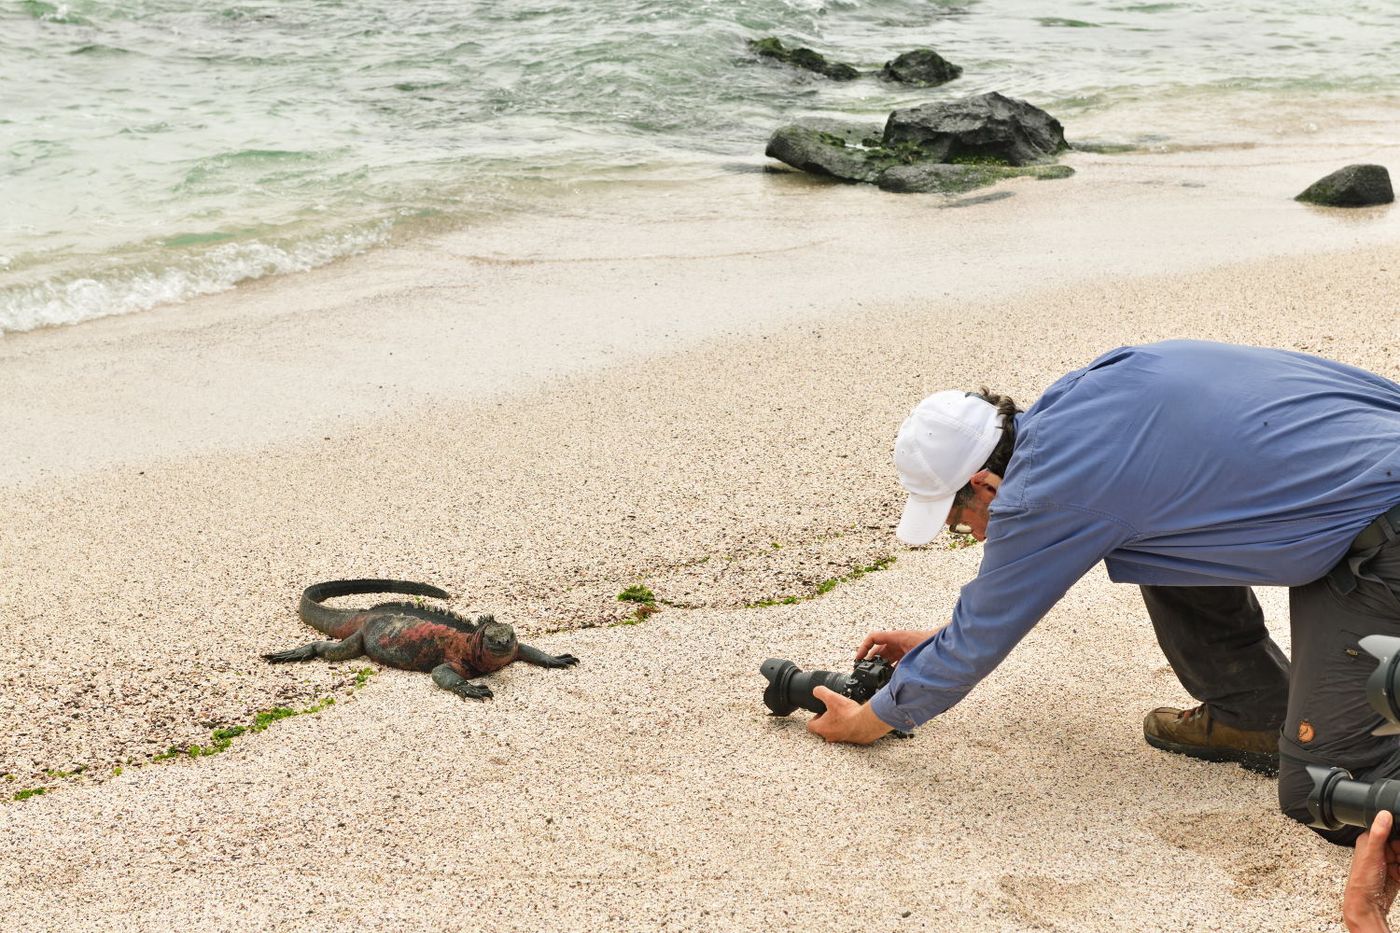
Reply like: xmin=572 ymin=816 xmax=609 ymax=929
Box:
xmin=0 ymin=134 xmax=1398 ymax=931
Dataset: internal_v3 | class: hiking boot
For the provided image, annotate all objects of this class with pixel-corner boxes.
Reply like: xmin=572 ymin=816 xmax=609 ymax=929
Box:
xmin=1143 ymin=704 xmax=1280 ymax=775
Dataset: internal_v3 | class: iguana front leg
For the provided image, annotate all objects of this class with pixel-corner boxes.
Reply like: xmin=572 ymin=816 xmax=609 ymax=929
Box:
xmin=517 ymin=643 xmax=580 ymax=669
xmin=431 ymin=662 xmax=494 ymax=701
xmin=264 ymin=630 xmax=366 ymax=663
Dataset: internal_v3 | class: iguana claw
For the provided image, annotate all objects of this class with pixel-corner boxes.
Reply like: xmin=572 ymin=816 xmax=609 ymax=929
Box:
xmin=454 ymin=682 xmax=494 ymax=701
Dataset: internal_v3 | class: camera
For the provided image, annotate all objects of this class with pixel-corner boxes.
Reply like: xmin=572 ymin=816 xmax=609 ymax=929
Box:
xmin=1307 ymin=765 xmax=1400 ymax=832
xmin=1303 ymin=636 xmax=1400 ymax=831
xmin=1362 ymin=635 xmax=1400 ymax=736
xmin=760 ymin=656 xmax=894 ymax=717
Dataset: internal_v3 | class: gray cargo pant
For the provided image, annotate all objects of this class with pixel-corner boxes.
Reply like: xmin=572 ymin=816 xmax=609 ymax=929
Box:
xmin=1141 ymin=518 xmax=1400 ymax=846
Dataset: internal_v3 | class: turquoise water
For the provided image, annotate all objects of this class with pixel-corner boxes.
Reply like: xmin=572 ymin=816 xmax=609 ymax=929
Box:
xmin=3 ymin=0 xmax=1398 ymax=333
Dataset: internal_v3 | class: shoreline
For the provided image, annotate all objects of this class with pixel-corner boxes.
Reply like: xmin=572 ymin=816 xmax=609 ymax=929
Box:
xmin=0 ymin=123 xmax=1398 ymax=929
xmin=5 ymin=85 xmax=1399 ymax=338
xmin=2 ymin=127 xmax=1398 ymax=487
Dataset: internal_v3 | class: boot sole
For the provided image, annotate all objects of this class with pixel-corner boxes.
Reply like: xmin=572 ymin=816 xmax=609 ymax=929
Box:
xmin=1144 ymin=732 xmax=1279 ymax=776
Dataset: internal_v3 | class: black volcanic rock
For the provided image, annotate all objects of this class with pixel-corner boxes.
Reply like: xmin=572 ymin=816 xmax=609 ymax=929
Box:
xmin=881 ymin=49 xmax=962 ymax=87
xmin=875 ymin=163 xmax=981 ymax=193
xmin=882 ymin=92 xmax=1068 ymax=166
xmin=1295 ymin=164 xmax=1394 ymax=207
xmin=748 ymin=38 xmax=860 ymax=81
xmin=877 ymin=162 xmax=1074 ymax=193
xmin=764 ymin=94 xmax=1074 ymax=195
xmin=764 ymin=121 xmax=885 ymax=183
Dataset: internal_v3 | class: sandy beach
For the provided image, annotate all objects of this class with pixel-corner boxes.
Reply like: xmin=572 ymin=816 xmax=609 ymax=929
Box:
xmin=1 ymin=128 xmax=1399 ymax=931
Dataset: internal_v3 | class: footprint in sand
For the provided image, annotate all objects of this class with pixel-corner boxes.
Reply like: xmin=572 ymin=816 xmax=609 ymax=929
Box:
xmin=995 ymin=875 xmax=1101 ymax=931
xmin=1147 ymin=810 xmax=1304 ymax=895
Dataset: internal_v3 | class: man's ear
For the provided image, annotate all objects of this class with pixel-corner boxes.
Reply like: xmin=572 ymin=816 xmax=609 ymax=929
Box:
xmin=969 ymin=469 xmax=1002 ymax=493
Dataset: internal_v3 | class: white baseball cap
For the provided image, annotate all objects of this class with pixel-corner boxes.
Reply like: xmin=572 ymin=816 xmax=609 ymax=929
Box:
xmin=893 ymin=390 xmax=1003 ymax=546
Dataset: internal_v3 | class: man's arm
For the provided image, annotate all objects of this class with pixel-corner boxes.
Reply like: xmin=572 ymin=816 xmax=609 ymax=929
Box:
xmin=869 ymin=504 xmax=1134 ymax=733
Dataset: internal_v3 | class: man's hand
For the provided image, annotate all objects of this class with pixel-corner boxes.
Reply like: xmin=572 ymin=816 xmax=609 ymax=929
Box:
xmin=1344 ymin=810 xmax=1400 ymax=933
xmin=805 ymin=687 xmax=894 ymax=745
xmin=856 ymin=629 xmax=938 ymax=664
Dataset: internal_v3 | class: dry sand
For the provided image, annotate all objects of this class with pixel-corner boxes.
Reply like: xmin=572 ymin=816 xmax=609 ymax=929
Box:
xmin=1 ymin=130 xmax=1399 ymax=931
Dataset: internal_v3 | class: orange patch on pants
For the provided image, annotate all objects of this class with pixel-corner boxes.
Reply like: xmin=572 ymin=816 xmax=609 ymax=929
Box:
xmin=1298 ymin=720 xmax=1316 ymax=743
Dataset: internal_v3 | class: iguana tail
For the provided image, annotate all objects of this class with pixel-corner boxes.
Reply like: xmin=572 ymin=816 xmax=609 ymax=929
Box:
xmin=299 ymin=579 xmax=452 ymax=636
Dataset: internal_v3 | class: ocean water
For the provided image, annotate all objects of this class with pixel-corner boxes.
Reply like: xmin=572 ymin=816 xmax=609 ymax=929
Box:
xmin=2 ymin=0 xmax=1398 ymax=334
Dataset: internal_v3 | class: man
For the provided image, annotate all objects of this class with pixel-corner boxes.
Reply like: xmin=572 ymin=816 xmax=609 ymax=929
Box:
xmin=807 ymin=340 xmax=1400 ymax=844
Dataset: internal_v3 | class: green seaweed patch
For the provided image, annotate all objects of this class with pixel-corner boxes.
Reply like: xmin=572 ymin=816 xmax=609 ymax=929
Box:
xmin=13 ymin=787 xmax=46 ymax=801
xmin=749 ymin=555 xmax=896 ymax=608
xmin=616 ymin=584 xmax=659 ymax=624
xmin=948 ymin=153 xmax=1014 ymax=166
xmin=617 ymin=584 xmax=657 ymax=606
xmin=156 ymin=696 xmax=339 ymax=763
xmin=860 ymin=140 xmax=928 ymax=170
xmin=890 ymin=163 xmax=1073 ymax=195
xmin=947 ymin=168 xmax=1001 ymax=192
xmin=43 ymin=766 xmax=85 ymax=779
xmin=12 ymin=666 xmax=378 ymax=804
xmin=753 ymin=594 xmax=803 ymax=608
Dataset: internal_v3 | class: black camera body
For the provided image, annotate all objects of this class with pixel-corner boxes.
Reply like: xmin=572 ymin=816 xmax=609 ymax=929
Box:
xmin=760 ymin=656 xmax=894 ymax=717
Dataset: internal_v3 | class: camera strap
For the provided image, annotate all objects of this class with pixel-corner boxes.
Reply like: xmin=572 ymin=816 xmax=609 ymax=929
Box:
xmin=1327 ymin=502 xmax=1400 ymax=596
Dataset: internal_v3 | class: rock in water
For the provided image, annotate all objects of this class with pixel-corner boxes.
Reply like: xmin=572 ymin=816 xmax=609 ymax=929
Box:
xmin=764 ymin=121 xmax=886 ymax=184
xmin=748 ymin=37 xmax=860 ymax=81
xmin=1295 ymin=164 xmax=1394 ymax=207
xmin=877 ymin=162 xmax=1075 ymax=194
xmin=875 ymin=163 xmax=984 ymax=193
xmin=881 ymin=49 xmax=962 ymax=87
xmin=883 ymin=92 xmax=1068 ymax=166
xmin=764 ymin=96 xmax=1074 ymax=196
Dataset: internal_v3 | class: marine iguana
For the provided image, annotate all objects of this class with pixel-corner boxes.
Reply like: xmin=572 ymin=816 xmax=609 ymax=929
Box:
xmin=263 ymin=579 xmax=578 ymax=700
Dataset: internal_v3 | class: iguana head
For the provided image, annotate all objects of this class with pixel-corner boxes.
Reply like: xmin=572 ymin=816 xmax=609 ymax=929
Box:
xmin=470 ymin=615 xmax=518 ymax=671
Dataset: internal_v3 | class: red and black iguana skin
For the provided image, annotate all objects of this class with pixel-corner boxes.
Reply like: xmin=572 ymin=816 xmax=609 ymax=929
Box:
xmin=263 ymin=579 xmax=578 ymax=700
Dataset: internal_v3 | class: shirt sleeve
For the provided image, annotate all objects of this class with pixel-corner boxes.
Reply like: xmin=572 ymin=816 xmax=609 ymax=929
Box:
xmin=869 ymin=504 xmax=1134 ymax=730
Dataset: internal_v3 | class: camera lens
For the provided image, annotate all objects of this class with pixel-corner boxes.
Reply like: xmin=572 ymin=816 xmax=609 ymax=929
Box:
xmin=1307 ymin=765 xmax=1400 ymax=831
xmin=760 ymin=658 xmax=851 ymax=716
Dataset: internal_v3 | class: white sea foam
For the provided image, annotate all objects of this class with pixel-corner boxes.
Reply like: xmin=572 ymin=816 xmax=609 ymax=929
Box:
xmin=0 ymin=225 xmax=389 ymax=336
xmin=4 ymin=0 xmax=1397 ymax=333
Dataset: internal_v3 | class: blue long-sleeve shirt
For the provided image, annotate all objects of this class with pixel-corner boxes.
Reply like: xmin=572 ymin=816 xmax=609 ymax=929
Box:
xmin=870 ymin=340 xmax=1400 ymax=731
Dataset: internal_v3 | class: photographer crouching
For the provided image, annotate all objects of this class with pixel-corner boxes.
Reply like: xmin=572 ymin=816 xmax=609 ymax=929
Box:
xmin=803 ymin=340 xmax=1400 ymax=863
